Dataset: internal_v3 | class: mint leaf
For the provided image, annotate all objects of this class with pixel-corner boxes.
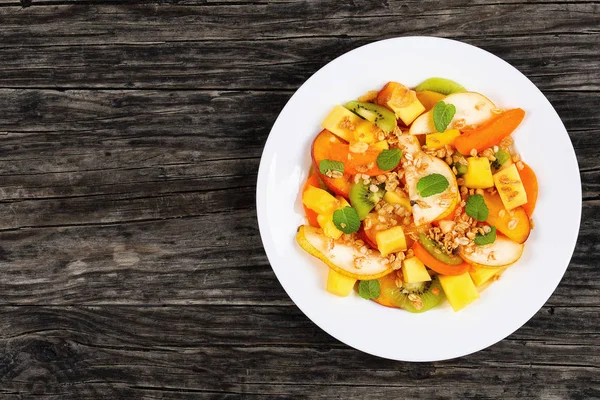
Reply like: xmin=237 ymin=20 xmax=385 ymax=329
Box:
xmin=433 ymin=101 xmax=456 ymax=132
xmin=319 ymin=159 xmax=344 ymax=176
xmin=376 ymin=148 xmax=402 ymax=171
xmin=475 ymin=226 xmax=497 ymax=246
xmin=465 ymin=194 xmax=489 ymax=221
xmin=358 ymin=280 xmax=380 ymax=300
xmin=332 ymin=206 xmax=360 ymax=234
xmin=416 ymin=173 xmax=449 ymax=197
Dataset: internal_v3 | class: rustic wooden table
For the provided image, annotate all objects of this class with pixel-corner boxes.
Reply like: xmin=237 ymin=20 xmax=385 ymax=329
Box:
xmin=0 ymin=1 xmax=598 ymax=398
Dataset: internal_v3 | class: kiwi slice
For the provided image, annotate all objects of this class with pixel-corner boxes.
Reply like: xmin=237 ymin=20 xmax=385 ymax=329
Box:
xmin=380 ymin=275 xmax=445 ymax=313
xmin=345 ymin=101 xmax=397 ymax=133
xmin=452 ymin=152 xmax=468 ymax=176
xmin=491 ymin=149 xmax=511 ymax=170
xmin=349 ymin=183 xmax=385 ymax=220
xmin=419 ymin=233 xmax=463 ymax=265
xmin=415 ymin=77 xmax=466 ymax=95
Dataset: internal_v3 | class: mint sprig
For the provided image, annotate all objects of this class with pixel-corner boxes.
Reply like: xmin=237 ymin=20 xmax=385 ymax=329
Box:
xmin=465 ymin=194 xmax=489 ymax=221
xmin=433 ymin=101 xmax=456 ymax=132
xmin=332 ymin=206 xmax=360 ymax=234
xmin=416 ymin=173 xmax=449 ymax=197
xmin=376 ymin=148 xmax=402 ymax=171
xmin=475 ymin=226 xmax=497 ymax=246
xmin=319 ymin=159 xmax=344 ymax=176
xmin=358 ymin=280 xmax=380 ymax=300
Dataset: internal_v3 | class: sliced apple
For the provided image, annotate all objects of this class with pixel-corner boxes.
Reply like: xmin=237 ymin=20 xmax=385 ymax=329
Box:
xmin=409 ymin=92 xmax=496 ymax=135
xmin=459 ymin=235 xmax=524 ymax=268
xmin=296 ymin=225 xmax=393 ymax=279
xmin=404 ymin=153 xmax=460 ymax=225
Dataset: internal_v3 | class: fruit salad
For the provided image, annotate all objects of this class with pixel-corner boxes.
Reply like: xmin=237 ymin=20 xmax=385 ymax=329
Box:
xmin=296 ymin=78 xmax=538 ymax=312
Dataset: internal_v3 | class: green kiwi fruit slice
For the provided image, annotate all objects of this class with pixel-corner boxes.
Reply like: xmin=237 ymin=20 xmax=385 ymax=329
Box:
xmin=380 ymin=275 xmax=445 ymax=313
xmin=491 ymin=149 xmax=511 ymax=170
xmin=349 ymin=183 xmax=385 ymax=220
xmin=419 ymin=233 xmax=463 ymax=266
xmin=452 ymin=152 xmax=468 ymax=176
xmin=345 ymin=101 xmax=397 ymax=133
xmin=415 ymin=77 xmax=466 ymax=95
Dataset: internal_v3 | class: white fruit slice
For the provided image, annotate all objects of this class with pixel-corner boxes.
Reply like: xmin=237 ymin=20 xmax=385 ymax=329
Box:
xmin=397 ymin=133 xmax=421 ymax=155
xmin=409 ymin=92 xmax=496 ymax=135
xmin=459 ymin=236 xmax=524 ymax=268
xmin=405 ymin=153 xmax=459 ymax=225
xmin=296 ymin=225 xmax=392 ymax=279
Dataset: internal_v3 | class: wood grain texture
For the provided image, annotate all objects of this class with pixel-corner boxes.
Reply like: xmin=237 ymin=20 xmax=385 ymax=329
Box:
xmin=0 ymin=0 xmax=598 ymax=398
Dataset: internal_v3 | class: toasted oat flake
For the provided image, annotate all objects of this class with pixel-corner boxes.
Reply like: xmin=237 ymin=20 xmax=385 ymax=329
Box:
xmin=508 ymin=218 xmax=518 ymax=230
xmin=530 ymin=218 xmax=535 ymax=229
xmin=350 ymin=141 xmax=369 ymax=153
xmin=498 ymin=209 xmax=506 ymax=218
xmin=517 ymin=161 xmax=525 ymax=170
xmin=354 ymin=256 xmax=366 ymax=269
xmin=339 ymin=116 xmax=356 ymax=131
xmin=369 ymin=184 xmax=380 ymax=193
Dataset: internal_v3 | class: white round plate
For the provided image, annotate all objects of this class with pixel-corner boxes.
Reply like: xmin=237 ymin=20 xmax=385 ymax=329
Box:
xmin=256 ymin=37 xmax=581 ymax=361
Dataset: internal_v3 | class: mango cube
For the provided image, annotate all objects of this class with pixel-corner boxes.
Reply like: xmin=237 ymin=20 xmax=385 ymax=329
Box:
xmin=321 ymin=105 xmax=366 ymax=142
xmin=353 ymin=120 xmax=379 ymax=144
xmin=383 ymin=191 xmax=412 ymax=212
xmin=426 ymin=129 xmax=460 ymax=150
xmin=302 ymin=186 xmax=338 ymax=215
xmin=470 ymin=266 xmax=506 ymax=287
xmin=317 ymin=213 xmax=343 ymax=239
xmin=376 ymin=226 xmax=407 ymax=257
xmin=439 ymin=272 xmax=480 ymax=311
xmin=463 ymin=157 xmax=494 ymax=189
xmin=402 ymin=257 xmax=431 ymax=283
xmin=391 ymin=98 xmax=426 ymax=126
xmin=326 ymin=268 xmax=357 ymax=297
xmin=336 ymin=196 xmax=350 ymax=209
xmin=493 ymin=164 xmax=528 ymax=210
xmin=372 ymin=140 xmax=389 ymax=150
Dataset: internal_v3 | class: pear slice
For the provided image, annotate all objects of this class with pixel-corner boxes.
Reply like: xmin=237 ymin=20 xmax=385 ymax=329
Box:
xmin=409 ymin=92 xmax=496 ymax=135
xmin=296 ymin=225 xmax=392 ymax=280
xmin=459 ymin=236 xmax=524 ymax=268
xmin=397 ymin=133 xmax=422 ymax=156
xmin=405 ymin=153 xmax=459 ymax=225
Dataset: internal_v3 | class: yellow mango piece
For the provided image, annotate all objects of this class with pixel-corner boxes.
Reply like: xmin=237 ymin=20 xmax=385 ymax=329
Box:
xmin=353 ymin=120 xmax=379 ymax=144
xmin=439 ymin=272 xmax=480 ymax=312
xmin=376 ymin=226 xmax=407 ymax=257
xmin=302 ymin=186 xmax=338 ymax=215
xmin=391 ymin=98 xmax=426 ymax=126
xmin=383 ymin=190 xmax=412 ymax=212
xmin=316 ymin=196 xmax=351 ymax=240
xmin=326 ymin=268 xmax=357 ymax=297
xmin=372 ymin=140 xmax=389 ymax=150
xmin=317 ymin=214 xmax=343 ymax=240
xmin=336 ymin=196 xmax=350 ymax=208
xmin=493 ymin=164 xmax=528 ymax=210
xmin=463 ymin=157 xmax=494 ymax=189
xmin=402 ymin=257 xmax=431 ymax=283
xmin=470 ymin=266 xmax=506 ymax=287
xmin=426 ymin=129 xmax=460 ymax=150
xmin=416 ymin=90 xmax=446 ymax=111
xmin=321 ymin=105 xmax=363 ymax=142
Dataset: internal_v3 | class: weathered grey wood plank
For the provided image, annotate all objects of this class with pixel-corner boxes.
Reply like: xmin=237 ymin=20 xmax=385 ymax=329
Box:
xmin=0 ymin=306 xmax=597 ymax=399
xmin=0 ymin=35 xmax=598 ymax=91
xmin=0 ymin=2 xmax=598 ymax=47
